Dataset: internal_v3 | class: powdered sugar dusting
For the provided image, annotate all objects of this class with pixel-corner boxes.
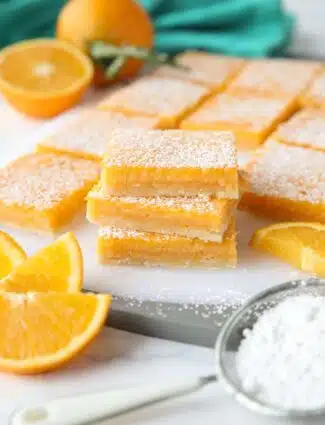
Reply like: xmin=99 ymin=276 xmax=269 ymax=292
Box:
xmin=100 ymin=226 xmax=173 ymax=241
xmin=0 ymin=152 xmax=99 ymax=210
xmin=40 ymin=109 xmax=159 ymax=156
xmin=112 ymin=291 xmax=248 ymax=327
xmin=104 ymin=129 xmax=237 ymax=168
xmin=237 ymin=294 xmax=325 ymax=410
xmin=230 ymin=59 xmax=320 ymax=96
xmin=99 ymin=220 xmax=235 ymax=242
xmin=153 ymin=51 xmax=245 ymax=87
xmin=244 ymin=140 xmax=325 ymax=203
xmin=99 ymin=77 xmax=209 ymax=116
xmin=186 ymin=93 xmax=292 ymax=131
xmin=90 ymin=184 xmax=235 ymax=214
xmin=277 ymin=108 xmax=325 ymax=149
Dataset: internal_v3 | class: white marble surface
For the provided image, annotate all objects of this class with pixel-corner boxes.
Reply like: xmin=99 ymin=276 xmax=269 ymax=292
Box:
xmin=0 ymin=329 xmax=222 ymax=423
xmin=2 ymin=326 xmax=323 ymax=425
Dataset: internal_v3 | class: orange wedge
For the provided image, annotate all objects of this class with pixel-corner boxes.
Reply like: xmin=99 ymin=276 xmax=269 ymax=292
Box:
xmin=251 ymin=222 xmax=325 ymax=276
xmin=1 ymin=232 xmax=83 ymax=292
xmin=0 ymin=38 xmax=93 ymax=118
xmin=0 ymin=231 xmax=26 ymax=279
xmin=0 ymin=292 xmax=111 ymax=374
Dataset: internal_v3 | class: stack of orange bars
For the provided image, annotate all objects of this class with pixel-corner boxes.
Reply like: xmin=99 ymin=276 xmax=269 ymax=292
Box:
xmin=86 ymin=128 xmax=239 ymax=268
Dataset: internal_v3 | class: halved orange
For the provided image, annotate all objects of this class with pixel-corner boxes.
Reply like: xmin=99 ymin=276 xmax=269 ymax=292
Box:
xmin=0 ymin=292 xmax=111 ymax=374
xmin=1 ymin=232 xmax=83 ymax=292
xmin=251 ymin=222 xmax=325 ymax=276
xmin=0 ymin=231 xmax=26 ymax=279
xmin=0 ymin=38 xmax=94 ymax=118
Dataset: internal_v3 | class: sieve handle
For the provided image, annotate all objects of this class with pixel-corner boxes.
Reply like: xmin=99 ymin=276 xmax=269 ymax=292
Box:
xmin=10 ymin=375 xmax=216 ymax=425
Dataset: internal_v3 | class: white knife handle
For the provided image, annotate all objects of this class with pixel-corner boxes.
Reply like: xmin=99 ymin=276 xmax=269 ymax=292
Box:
xmin=11 ymin=375 xmax=216 ymax=425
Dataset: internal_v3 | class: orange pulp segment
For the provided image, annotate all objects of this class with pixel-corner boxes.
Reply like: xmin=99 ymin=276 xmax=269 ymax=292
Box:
xmin=0 ymin=232 xmax=83 ymax=292
xmin=0 ymin=38 xmax=93 ymax=118
xmin=0 ymin=292 xmax=111 ymax=374
xmin=0 ymin=231 xmax=26 ymax=279
xmin=251 ymin=222 xmax=325 ymax=276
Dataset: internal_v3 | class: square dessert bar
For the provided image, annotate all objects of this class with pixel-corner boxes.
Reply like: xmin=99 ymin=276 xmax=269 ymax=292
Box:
xmin=0 ymin=152 xmax=99 ymax=232
xmin=101 ymin=129 xmax=238 ymax=198
xmin=98 ymin=77 xmax=210 ymax=129
xmin=37 ymin=109 xmax=160 ymax=161
xmin=97 ymin=220 xmax=237 ymax=269
xmin=301 ymin=71 xmax=325 ymax=109
xmin=181 ymin=92 xmax=297 ymax=150
xmin=228 ymin=59 xmax=321 ymax=98
xmin=87 ymin=184 xmax=237 ymax=242
xmin=152 ymin=51 xmax=246 ymax=92
xmin=275 ymin=108 xmax=325 ymax=152
xmin=239 ymin=139 xmax=325 ymax=223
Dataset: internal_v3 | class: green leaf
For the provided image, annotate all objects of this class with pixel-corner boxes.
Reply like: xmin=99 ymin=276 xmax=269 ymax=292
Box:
xmin=105 ymin=56 xmax=127 ymax=79
xmin=88 ymin=40 xmax=190 ymax=77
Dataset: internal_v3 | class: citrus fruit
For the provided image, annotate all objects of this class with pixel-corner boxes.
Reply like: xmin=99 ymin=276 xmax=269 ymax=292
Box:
xmin=56 ymin=0 xmax=153 ymax=85
xmin=1 ymin=232 xmax=83 ymax=293
xmin=0 ymin=38 xmax=93 ymax=118
xmin=0 ymin=292 xmax=111 ymax=374
xmin=0 ymin=231 xmax=26 ymax=279
xmin=251 ymin=222 xmax=325 ymax=276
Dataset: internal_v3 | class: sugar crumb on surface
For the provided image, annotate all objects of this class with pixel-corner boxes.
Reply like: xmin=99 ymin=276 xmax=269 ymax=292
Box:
xmin=186 ymin=93 xmax=292 ymax=130
xmin=244 ymin=139 xmax=325 ymax=203
xmin=99 ymin=221 xmax=235 ymax=242
xmin=104 ymin=129 xmax=237 ymax=168
xmin=112 ymin=290 xmax=248 ymax=325
xmin=99 ymin=77 xmax=210 ymax=116
xmin=277 ymin=108 xmax=325 ymax=148
xmin=99 ymin=226 xmax=170 ymax=241
xmin=0 ymin=152 xmax=99 ymax=210
xmin=230 ymin=59 xmax=321 ymax=95
xmin=153 ymin=52 xmax=245 ymax=86
xmin=41 ymin=109 xmax=158 ymax=156
xmin=90 ymin=185 xmax=234 ymax=214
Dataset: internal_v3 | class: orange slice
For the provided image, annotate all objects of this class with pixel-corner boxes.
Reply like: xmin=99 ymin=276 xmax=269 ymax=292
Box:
xmin=1 ymin=232 xmax=83 ymax=292
xmin=251 ymin=222 xmax=325 ymax=276
xmin=0 ymin=231 xmax=26 ymax=279
xmin=0 ymin=38 xmax=94 ymax=118
xmin=0 ymin=292 xmax=111 ymax=374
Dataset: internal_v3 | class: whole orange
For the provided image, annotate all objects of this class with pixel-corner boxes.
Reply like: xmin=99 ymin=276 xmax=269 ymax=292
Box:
xmin=56 ymin=0 xmax=154 ymax=85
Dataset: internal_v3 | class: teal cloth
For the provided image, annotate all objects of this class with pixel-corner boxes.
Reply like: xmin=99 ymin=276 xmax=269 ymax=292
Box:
xmin=0 ymin=0 xmax=294 ymax=57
